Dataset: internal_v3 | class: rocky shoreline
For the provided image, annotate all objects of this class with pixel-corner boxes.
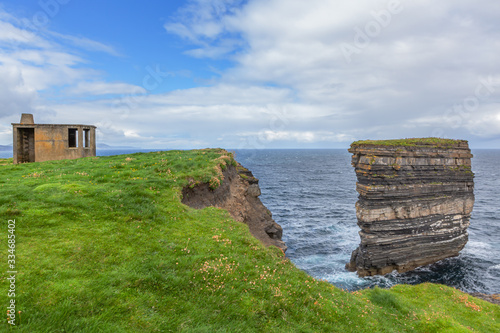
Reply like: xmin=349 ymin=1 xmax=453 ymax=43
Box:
xmin=468 ymin=293 xmax=500 ymax=306
xmin=179 ymin=148 xmax=500 ymax=307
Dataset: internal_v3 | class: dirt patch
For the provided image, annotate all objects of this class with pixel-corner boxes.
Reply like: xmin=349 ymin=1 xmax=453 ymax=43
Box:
xmin=182 ymin=163 xmax=286 ymax=252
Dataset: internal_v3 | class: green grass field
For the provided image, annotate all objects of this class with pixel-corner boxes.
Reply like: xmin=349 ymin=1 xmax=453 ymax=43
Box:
xmin=0 ymin=149 xmax=498 ymax=332
xmin=351 ymin=137 xmax=467 ymax=148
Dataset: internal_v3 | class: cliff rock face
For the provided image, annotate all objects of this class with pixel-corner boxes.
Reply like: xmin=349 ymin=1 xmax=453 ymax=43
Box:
xmin=182 ymin=163 xmax=287 ymax=252
xmin=345 ymin=139 xmax=474 ymax=277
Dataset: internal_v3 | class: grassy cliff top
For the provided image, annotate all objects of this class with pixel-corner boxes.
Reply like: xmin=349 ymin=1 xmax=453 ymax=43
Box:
xmin=351 ymin=137 xmax=468 ymax=148
xmin=0 ymin=150 xmax=497 ymax=332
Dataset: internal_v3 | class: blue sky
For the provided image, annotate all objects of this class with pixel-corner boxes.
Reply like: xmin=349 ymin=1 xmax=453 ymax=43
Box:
xmin=1 ymin=0 xmax=499 ymax=149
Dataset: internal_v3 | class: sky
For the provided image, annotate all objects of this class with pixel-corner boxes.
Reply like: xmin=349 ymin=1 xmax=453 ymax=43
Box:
xmin=0 ymin=0 xmax=500 ymax=149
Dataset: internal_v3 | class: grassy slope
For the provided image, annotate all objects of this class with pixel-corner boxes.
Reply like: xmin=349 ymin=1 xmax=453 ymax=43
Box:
xmin=0 ymin=149 xmax=498 ymax=332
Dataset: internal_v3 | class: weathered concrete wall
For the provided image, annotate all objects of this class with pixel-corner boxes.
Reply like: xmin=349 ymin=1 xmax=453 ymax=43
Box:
xmin=33 ymin=125 xmax=96 ymax=163
xmin=12 ymin=114 xmax=96 ymax=164
xmin=345 ymin=139 xmax=474 ymax=277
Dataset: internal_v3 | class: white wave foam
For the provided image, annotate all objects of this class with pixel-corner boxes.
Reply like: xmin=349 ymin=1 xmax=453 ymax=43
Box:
xmin=488 ymin=264 xmax=500 ymax=271
xmin=464 ymin=241 xmax=493 ymax=258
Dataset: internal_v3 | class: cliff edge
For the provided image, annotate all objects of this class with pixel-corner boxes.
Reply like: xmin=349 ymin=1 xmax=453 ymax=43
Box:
xmin=182 ymin=162 xmax=287 ymax=252
xmin=346 ymin=138 xmax=474 ymax=277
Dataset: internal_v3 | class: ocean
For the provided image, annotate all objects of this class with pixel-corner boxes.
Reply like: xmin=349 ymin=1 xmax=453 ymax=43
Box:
xmin=234 ymin=149 xmax=500 ymax=294
xmin=1 ymin=148 xmax=498 ymax=293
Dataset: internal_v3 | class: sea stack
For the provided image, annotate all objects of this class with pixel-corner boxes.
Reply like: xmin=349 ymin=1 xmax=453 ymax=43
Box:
xmin=345 ymin=138 xmax=474 ymax=277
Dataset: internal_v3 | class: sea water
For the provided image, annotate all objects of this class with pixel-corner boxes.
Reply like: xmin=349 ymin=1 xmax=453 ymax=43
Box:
xmin=234 ymin=149 xmax=500 ymax=293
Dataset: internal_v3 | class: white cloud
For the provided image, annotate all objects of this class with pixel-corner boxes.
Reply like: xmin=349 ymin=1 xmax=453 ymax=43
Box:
xmin=147 ymin=84 xmax=292 ymax=106
xmin=0 ymin=13 xmax=94 ymax=101
xmin=164 ymin=0 xmax=246 ymax=58
xmin=48 ymin=31 xmax=121 ymax=56
xmin=0 ymin=8 xmax=128 ymax=121
xmin=464 ymin=105 xmax=500 ymax=137
xmin=246 ymin=130 xmax=355 ymax=143
xmin=66 ymin=82 xmax=147 ymax=96
xmin=0 ymin=123 xmax=13 ymax=145
xmin=0 ymin=19 xmax=51 ymax=48
xmin=164 ymin=0 xmax=500 ymax=147
xmin=2 ymin=1 xmax=500 ymax=149
xmin=0 ymin=66 xmax=37 ymax=118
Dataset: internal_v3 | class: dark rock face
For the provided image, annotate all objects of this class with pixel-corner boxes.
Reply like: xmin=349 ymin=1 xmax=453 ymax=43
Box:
xmin=182 ymin=163 xmax=286 ymax=252
xmin=346 ymin=140 xmax=474 ymax=277
xmin=468 ymin=293 xmax=500 ymax=306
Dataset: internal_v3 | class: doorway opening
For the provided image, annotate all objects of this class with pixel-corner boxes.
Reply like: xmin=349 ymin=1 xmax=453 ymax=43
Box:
xmin=17 ymin=128 xmax=35 ymax=163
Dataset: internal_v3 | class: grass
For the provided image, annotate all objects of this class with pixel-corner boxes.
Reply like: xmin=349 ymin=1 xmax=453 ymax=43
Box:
xmin=0 ymin=149 xmax=498 ymax=332
xmin=351 ymin=137 xmax=467 ymax=148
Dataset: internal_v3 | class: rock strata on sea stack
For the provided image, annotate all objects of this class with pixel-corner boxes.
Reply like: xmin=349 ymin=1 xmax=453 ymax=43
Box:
xmin=345 ymin=138 xmax=474 ymax=277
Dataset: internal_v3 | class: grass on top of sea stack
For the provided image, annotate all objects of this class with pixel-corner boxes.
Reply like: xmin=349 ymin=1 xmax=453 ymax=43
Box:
xmin=351 ymin=137 xmax=467 ymax=148
xmin=0 ymin=149 xmax=498 ymax=332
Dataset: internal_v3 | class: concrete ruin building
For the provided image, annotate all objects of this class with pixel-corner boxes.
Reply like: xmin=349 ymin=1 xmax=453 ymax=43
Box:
xmin=12 ymin=113 xmax=96 ymax=164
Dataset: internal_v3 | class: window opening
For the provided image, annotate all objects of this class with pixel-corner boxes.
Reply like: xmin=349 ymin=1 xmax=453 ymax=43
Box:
xmin=68 ymin=128 xmax=78 ymax=148
xmin=84 ymin=129 xmax=90 ymax=148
